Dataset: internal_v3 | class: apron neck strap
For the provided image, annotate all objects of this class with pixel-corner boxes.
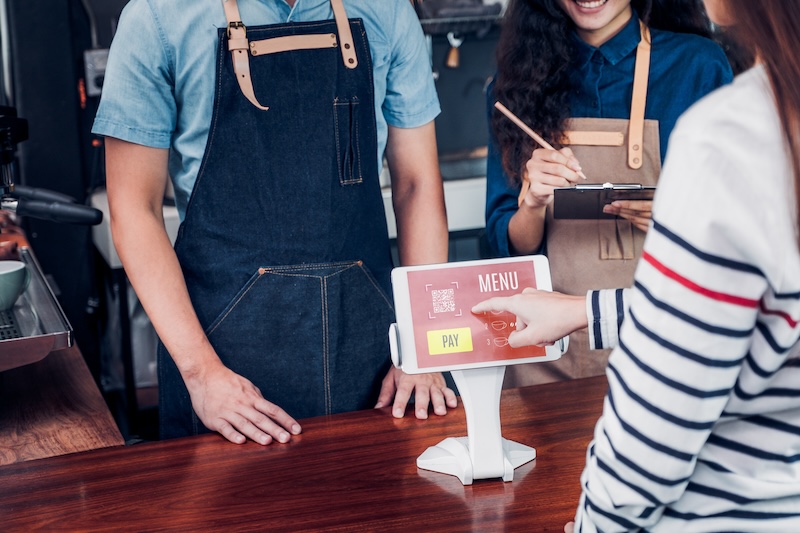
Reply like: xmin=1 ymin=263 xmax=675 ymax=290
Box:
xmin=331 ymin=0 xmax=358 ymax=69
xmin=221 ymin=0 xmax=358 ymax=111
xmin=223 ymin=0 xmax=269 ymax=110
xmin=628 ymin=20 xmax=651 ymax=170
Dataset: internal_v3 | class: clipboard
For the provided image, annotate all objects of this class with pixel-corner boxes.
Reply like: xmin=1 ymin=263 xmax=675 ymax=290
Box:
xmin=553 ymin=182 xmax=655 ymax=219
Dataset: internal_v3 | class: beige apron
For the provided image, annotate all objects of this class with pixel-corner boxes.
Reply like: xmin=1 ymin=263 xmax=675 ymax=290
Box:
xmin=505 ymin=22 xmax=661 ymax=388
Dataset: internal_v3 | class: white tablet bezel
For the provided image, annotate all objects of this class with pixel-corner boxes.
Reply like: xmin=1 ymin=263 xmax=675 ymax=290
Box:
xmin=390 ymin=255 xmax=563 ymax=374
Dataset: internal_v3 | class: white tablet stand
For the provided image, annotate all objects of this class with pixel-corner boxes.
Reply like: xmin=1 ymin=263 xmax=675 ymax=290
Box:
xmin=416 ymin=365 xmax=537 ymax=485
xmin=388 ymin=256 xmax=566 ymax=485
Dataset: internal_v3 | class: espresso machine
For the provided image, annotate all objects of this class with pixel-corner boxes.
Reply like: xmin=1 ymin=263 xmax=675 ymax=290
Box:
xmin=1 ymin=105 xmax=102 ymax=225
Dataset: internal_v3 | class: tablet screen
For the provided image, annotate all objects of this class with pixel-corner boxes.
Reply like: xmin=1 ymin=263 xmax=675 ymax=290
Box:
xmin=392 ymin=256 xmax=560 ymax=373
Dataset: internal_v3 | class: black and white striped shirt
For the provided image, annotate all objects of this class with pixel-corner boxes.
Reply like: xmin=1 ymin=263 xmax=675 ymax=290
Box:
xmin=575 ymin=65 xmax=800 ymax=532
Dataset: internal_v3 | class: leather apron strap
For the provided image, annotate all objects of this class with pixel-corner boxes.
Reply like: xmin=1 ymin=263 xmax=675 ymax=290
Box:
xmin=563 ymin=21 xmax=651 ymax=167
xmin=628 ymin=21 xmax=651 ymax=169
xmin=221 ymin=0 xmax=358 ymax=111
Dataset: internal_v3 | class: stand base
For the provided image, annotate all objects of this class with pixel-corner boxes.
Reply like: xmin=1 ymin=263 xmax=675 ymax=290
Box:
xmin=416 ymin=436 xmax=536 ymax=485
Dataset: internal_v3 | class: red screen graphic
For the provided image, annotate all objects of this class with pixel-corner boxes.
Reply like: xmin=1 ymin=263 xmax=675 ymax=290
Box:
xmin=408 ymin=261 xmax=547 ymax=369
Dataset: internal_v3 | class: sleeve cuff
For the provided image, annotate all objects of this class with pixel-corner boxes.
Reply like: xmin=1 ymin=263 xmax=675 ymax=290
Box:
xmin=586 ymin=288 xmax=626 ymax=350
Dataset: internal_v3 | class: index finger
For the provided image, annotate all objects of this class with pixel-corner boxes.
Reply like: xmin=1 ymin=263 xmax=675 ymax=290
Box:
xmin=537 ymin=147 xmax=583 ymax=175
xmin=472 ymin=296 xmax=515 ymax=315
xmin=253 ymin=398 xmax=302 ymax=436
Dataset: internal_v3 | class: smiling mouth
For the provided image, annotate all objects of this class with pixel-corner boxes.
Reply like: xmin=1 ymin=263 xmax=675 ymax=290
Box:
xmin=573 ymin=0 xmax=609 ymax=8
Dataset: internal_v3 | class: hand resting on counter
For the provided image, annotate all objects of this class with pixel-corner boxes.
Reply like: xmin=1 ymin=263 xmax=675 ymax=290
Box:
xmin=375 ymin=367 xmax=458 ymax=419
xmin=187 ymin=359 xmax=457 ymax=445
xmin=186 ymin=359 xmax=302 ymax=446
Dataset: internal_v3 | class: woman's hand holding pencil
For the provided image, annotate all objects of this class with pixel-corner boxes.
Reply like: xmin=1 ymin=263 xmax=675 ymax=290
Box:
xmin=494 ymin=101 xmax=587 ymax=208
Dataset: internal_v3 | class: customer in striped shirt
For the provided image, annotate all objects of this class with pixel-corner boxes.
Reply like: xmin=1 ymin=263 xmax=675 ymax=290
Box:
xmin=473 ymin=1 xmax=800 ymax=530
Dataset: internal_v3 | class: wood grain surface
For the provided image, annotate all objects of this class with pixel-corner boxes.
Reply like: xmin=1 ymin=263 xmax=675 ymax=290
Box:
xmin=0 ymin=344 xmax=124 ymax=464
xmin=1 ymin=375 xmax=606 ymax=532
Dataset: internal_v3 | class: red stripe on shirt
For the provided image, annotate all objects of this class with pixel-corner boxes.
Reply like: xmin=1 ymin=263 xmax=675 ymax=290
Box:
xmin=759 ymin=301 xmax=800 ymax=328
xmin=642 ymin=251 xmax=760 ymax=308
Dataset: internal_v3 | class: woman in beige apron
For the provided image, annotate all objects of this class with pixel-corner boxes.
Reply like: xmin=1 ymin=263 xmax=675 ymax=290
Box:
xmin=485 ymin=0 xmax=734 ymax=386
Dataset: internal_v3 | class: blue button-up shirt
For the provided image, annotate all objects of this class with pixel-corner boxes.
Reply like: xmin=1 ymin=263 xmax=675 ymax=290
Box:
xmin=485 ymin=14 xmax=733 ymax=257
xmin=93 ymin=0 xmax=440 ymax=220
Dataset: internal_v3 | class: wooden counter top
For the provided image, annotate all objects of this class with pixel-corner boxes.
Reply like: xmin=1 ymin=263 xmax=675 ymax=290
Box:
xmin=1 ymin=375 xmax=606 ymax=531
xmin=0 ymin=344 xmax=124 ymax=464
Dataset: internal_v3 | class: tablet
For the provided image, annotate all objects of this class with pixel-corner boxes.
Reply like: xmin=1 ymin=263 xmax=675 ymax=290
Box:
xmin=389 ymin=255 xmax=563 ymax=374
xmin=554 ymin=182 xmax=655 ymax=219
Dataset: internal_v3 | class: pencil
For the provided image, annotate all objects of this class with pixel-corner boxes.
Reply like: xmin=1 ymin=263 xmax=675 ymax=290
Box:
xmin=494 ymin=101 xmax=588 ymax=207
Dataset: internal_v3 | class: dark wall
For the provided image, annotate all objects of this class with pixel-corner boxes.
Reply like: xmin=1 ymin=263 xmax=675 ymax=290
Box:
xmin=430 ymin=26 xmax=500 ymax=180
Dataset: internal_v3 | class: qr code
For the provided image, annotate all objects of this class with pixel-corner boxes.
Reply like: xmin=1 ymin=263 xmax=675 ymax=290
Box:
xmin=431 ymin=288 xmax=455 ymax=314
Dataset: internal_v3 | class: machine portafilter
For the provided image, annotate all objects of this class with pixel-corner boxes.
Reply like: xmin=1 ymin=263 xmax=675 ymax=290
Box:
xmin=0 ymin=106 xmax=103 ymax=226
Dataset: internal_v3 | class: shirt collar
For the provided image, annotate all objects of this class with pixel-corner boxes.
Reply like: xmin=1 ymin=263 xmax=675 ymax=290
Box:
xmin=285 ymin=0 xmax=329 ymax=15
xmin=571 ymin=13 xmax=642 ymax=67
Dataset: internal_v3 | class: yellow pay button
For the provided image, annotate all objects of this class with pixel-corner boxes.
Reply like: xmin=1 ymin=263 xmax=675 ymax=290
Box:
xmin=427 ymin=327 xmax=473 ymax=355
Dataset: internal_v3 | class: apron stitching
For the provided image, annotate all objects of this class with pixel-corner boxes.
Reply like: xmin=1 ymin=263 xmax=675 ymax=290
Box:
xmin=206 ymin=273 xmax=263 ymax=337
xmin=354 ymin=103 xmax=362 ymax=181
xmin=356 ymin=22 xmax=375 ymax=103
xmin=259 ymin=260 xmax=362 ymax=273
xmin=248 ymin=20 xmax=337 ymax=34
xmin=263 ymin=270 xmax=349 ymax=280
xmin=334 ymin=98 xmax=344 ymax=183
xmin=321 ymin=277 xmax=331 ymax=414
xmin=355 ymin=264 xmax=393 ymax=310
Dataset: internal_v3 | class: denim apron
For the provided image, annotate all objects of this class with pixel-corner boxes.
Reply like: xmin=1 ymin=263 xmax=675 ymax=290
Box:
xmin=158 ymin=0 xmax=394 ymax=439
xmin=505 ymin=22 xmax=660 ymax=387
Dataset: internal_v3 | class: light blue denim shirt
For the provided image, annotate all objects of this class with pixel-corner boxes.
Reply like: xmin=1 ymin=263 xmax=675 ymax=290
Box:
xmin=92 ymin=0 xmax=440 ymax=220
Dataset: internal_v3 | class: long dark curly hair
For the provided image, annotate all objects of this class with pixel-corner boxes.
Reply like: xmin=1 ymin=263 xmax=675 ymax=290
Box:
xmin=492 ymin=0 xmax=715 ymax=184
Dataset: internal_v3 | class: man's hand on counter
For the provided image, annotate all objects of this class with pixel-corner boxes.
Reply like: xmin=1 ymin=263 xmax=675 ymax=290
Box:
xmin=375 ymin=367 xmax=458 ymax=419
xmin=187 ymin=362 xmax=302 ymax=445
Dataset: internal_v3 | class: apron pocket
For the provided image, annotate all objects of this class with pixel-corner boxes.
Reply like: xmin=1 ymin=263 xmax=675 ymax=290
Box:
xmin=201 ymin=261 xmax=393 ymax=418
xmin=334 ymin=97 xmax=364 ymax=185
xmin=598 ymin=219 xmax=635 ymax=260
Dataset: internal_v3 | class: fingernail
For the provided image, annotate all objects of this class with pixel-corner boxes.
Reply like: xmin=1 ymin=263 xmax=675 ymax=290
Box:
xmin=291 ymin=424 xmax=301 ymax=434
xmin=279 ymin=432 xmax=289 ymax=443
xmin=374 ymin=401 xmax=384 ymax=408
xmin=393 ymin=408 xmax=404 ymax=418
xmin=417 ymin=409 xmax=428 ymax=419
xmin=260 ymin=435 xmax=269 ymax=445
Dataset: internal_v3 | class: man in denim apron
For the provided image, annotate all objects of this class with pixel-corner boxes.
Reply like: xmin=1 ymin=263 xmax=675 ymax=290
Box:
xmin=94 ymin=0 xmax=456 ymax=444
